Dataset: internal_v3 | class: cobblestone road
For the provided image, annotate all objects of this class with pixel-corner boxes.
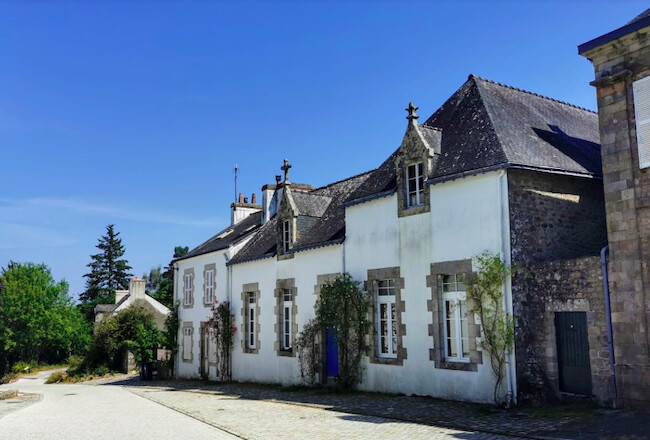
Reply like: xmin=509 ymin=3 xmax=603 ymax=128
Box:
xmin=127 ymin=385 xmax=525 ymax=440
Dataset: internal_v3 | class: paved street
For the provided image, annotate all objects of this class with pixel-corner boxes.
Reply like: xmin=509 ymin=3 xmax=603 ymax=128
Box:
xmin=0 ymin=371 xmax=236 ymax=440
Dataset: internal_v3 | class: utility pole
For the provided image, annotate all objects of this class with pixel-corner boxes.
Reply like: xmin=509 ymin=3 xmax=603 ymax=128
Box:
xmin=234 ymin=164 xmax=238 ymax=202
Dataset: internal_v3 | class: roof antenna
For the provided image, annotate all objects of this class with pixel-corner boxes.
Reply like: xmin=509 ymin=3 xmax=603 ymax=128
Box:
xmin=234 ymin=164 xmax=238 ymax=203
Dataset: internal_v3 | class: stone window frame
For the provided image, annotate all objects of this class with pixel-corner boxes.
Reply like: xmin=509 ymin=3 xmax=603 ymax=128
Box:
xmin=274 ymin=278 xmax=298 ymax=357
xmin=182 ymin=268 xmax=195 ymax=309
xmin=396 ymin=152 xmax=432 ymax=218
xmin=203 ymin=263 xmax=216 ymax=307
xmin=427 ymin=259 xmax=483 ymax=372
xmin=181 ymin=321 xmax=194 ymax=363
xmin=240 ymin=283 xmax=261 ymax=354
xmin=366 ymin=267 xmax=407 ymax=366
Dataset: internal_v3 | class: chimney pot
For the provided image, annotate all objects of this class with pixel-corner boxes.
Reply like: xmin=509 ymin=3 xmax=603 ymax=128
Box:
xmin=275 ymin=175 xmax=282 ymax=184
xmin=238 ymin=193 xmax=243 ymax=203
xmin=244 ymin=197 xmax=249 ymax=203
xmin=252 ymin=193 xmax=257 ymax=204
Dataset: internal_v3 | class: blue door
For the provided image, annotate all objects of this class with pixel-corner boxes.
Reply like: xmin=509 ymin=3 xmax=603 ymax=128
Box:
xmin=325 ymin=327 xmax=339 ymax=377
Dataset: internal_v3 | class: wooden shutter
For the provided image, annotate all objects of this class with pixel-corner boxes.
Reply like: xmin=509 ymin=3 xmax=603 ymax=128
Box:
xmin=633 ymin=76 xmax=650 ymax=169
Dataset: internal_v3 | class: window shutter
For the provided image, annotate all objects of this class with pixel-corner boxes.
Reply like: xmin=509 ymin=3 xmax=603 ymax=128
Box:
xmin=633 ymin=76 xmax=650 ymax=169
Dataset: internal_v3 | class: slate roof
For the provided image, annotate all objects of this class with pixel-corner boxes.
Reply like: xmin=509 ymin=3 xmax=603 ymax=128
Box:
xmin=425 ymin=75 xmax=601 ymax=182
xmin=176 ymin=211 xmax=263 ymax=261
xmin=229 ymin=172 xmax=372 ymax=265
xmin=346 ymin=75 xmax=601 ymax=205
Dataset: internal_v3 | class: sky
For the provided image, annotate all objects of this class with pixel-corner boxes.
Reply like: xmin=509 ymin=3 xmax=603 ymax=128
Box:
xmin=0 ymin=0 xmax=646 ymax=300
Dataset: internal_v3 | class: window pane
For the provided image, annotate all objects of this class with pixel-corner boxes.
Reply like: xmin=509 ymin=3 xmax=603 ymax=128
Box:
xmin=391 ymin=303 xmax=397 ymax=355
xmin=380 ymin=303 xmax=388 ymax=354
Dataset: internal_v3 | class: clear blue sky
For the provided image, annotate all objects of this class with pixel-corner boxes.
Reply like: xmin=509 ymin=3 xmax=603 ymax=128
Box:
xmin=1 ymin=1 xmax=645 ymax=299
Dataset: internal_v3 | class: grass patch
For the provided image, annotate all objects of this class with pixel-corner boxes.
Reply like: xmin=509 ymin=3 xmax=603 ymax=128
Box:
xmin=0 ymin=390 xmax=18 ymax=400
xmin=0 ymin=372 xmax=17 ymax=384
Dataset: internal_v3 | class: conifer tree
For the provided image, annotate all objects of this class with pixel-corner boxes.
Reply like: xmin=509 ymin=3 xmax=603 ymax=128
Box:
xmin=79 ymin=224 xmax=133 ymax=321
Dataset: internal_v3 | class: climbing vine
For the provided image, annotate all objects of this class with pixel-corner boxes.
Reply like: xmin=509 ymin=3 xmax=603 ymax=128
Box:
xmin=316 ymin=274 xmax=372 ymax=390
xmin=207 ymin=300 xmax=236 ymax=381
xmin=296 ymin=318 xmax=320 ymax=385
xmin=466 ymin=252 xmax=515 ymax=406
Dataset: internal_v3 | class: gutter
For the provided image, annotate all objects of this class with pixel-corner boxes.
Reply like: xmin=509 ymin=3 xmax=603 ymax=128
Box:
xmin=600 ymin=245 xmax=617 ymax=409
xmin=579 ymin=15 xmax=650 ymax=55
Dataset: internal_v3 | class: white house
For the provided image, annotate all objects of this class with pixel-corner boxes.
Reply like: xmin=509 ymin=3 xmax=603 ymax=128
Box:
xmin=175 ymin=75 xmax=609 ymax=405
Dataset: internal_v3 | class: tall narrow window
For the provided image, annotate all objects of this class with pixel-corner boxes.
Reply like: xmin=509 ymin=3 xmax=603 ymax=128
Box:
xmin=282 ymin=289 xmax=293 ymax=350
xmin=184 ymin=274 xmax=193 ymax=306
xmin=246 ymin=292 xmax=256 ymax=349
xmin=406 ymin=162 xmax=424 ymax=207
xmin=377 ymin=279 xmax=397 ymax=358
xmin=204 ymin=269 xmax=214 ymax=305
xmin=442 ymin=274 xmax=469 ymax=362
xmin=282 ymin=220 xmax=291 ymax=253
xmin=182 ymin=327 xmax=192 ymax=361
xmin=633 ymin=76 xmax=650 ymax=169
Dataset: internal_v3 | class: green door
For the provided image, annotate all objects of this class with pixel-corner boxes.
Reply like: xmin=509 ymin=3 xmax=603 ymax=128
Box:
xmin=555 ymin=312 xmax=592 ymax=395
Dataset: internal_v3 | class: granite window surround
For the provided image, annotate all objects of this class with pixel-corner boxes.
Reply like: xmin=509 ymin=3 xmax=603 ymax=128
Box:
xmin=274 ymin=278 xmax=298 ymax=357
xmin=395 ymin=151 xmax=433 ymax=218
xmin=182 ymin=268 xmax=195 ymax=309
xmin=240 ymin=283 xmax=261 ymax=354
xmin=427 ymin=259 xmax=483 ymax=372
xmin=182 ymin=321 xmax=194 ymax=363
xmin=203 ymin=263 xmax=216 ymax=306
xmin=366 ymin=267 xmax=407 ymax=366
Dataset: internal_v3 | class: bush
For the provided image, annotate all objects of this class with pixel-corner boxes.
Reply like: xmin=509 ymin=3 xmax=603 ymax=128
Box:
xmin=11 ymin=361 xmax=35 ymax=374
xmin=45 ymin=371 xmax=67 ymax=384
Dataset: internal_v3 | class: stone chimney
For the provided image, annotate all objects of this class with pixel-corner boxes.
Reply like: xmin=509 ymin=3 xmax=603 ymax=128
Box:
xmin=115 ymin=289 xmax=129 ymax=304
xmin=231 ymin=192 xmax=262 ymax=225
xmin=130 ymin=277 xmax=146 ymax=300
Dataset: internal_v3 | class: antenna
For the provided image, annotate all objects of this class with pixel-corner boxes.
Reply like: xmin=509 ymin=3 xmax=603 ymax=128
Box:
xmin=234 ymin=164 xmax=238 ymax=202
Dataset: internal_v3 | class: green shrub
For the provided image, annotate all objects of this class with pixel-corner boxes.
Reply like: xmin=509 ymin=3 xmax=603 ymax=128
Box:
xmin=11 ymin=361 xmax=35 ymax=374
xmin=45 ymin=371 xmax=67 ymax=384
xmin=67 ymin=355 xmax=84 ymax=370
xmin=93 ymin=365 xmax=110 ymax=376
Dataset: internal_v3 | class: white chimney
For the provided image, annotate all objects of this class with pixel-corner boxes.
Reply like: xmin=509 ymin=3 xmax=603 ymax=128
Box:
xmin=115 ymin=289 xmax=129 ymax=304
xmin=130 ymin=277 xmax=146 ymax=300
xmin=231 ymin=192 xmax=262 ymax=226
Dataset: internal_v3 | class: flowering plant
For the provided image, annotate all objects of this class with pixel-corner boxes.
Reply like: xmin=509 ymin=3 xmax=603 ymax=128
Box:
xmin=206 ymin=300 xmax=236 ymax=380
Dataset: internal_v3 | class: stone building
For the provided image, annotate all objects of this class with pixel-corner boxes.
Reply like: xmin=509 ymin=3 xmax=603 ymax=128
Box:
xmin=579 ymin=9 xmax=650 ymax=410
xmin=174 ymin=75 xmax=608 ymax=405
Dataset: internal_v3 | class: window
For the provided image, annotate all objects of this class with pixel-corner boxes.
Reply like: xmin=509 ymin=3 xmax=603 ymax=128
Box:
xmin=282 ymin=289 xmax=293 ymax=350
xmin=282 ymin=220 xmax=291 ymax=253
xmin=182 ymin=327 xmax=192 ymax=361
xmin=377 ymin=279 xmax=397 ymax=358
xmin=246 ymin=292 xmax=256 ymax=349
xmin=633 ymin=76 xmax=650 ymax=169
xmin=204 ymin=269 xmax=214 ymax=304
xmin=183 ymin=273 xmax=193 ymax=306
xmin=406 ymin=162 xmax=424 ymax=207
xmin=442 ymin=274 xmax=469 ymax=362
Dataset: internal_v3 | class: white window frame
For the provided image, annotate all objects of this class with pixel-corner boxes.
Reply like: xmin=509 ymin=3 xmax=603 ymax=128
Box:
xmin=282 ymin=220 xmax=291 ymax=253
xmin=246 ymin=292 xmax=256 ymax=350
xmin=182 ymin=327 xmax=192 ymax=361
xmin=442 ymin=274 xmax=470 ymax=363
xmin=406 ymin=162 xmax=425 ymax=207
xmin=204 ymin=269 xmax=214 ymax=305
xmin=633 ymin=76 xmax=650 ymax=169
xmin=282 ymin=289 xmax=293 ymax=350
xmin=376 ymin=279 xmax=397 ymax=358
xmin=183 ymin=274 xmax=193 ymax=306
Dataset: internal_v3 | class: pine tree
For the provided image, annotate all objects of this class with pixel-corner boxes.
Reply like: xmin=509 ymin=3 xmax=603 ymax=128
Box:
xmin=79 ymin=224 xmax=133 ymax=321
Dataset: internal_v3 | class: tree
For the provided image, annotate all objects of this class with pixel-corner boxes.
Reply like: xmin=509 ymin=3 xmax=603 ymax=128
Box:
xmin=0 ymin=262 xmax=90 ymax=373
xmin=143 ymin=245 xmax=188 ymax=309
xmin=80 ymin=225 xmax=133 ymax=321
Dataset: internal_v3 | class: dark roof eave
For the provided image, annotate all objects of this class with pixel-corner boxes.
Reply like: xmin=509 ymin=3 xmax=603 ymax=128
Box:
xmin=426 ymin=163 xmax=602 ymax=186
xmin=227 ymin=252 xmax=276 ymax=267
xmin=173 ymin=226 xmax=262 ymax=263
xmin=287 ymin=237 xmax=344 ymax=255
xmin=344 ymin=188 xmax=397 ymax=208
xmin=578 ymin=15 xmax=650 ymax=54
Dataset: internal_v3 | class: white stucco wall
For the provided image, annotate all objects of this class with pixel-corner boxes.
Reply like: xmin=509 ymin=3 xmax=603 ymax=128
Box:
xmin=230 ymin=245 xmax=343 ymax=385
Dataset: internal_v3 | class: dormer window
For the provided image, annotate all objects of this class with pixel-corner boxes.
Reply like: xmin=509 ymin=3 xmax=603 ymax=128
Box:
xmin=406 ymin=162 xmax=424 ymax=207
xmin=282 ymin=220 xmax=291 ymax=253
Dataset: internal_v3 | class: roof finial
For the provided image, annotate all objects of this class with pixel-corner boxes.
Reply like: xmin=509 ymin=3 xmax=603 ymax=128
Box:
xmin=406 ymin=102 xmax=419 ymax=124
xmin=281 ymin=159 xmax=292 ymax=183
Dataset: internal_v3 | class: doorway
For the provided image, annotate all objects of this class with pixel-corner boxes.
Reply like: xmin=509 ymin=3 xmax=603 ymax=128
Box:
xmin=555 ymin=312 xmax=592 ymax=395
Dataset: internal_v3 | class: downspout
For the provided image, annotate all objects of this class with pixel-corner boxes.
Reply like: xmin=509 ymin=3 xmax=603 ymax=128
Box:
xmin=498 ymin=169 xmax=516 ymax=406
xmin=600 ymin=245 xmax=617 ymax=409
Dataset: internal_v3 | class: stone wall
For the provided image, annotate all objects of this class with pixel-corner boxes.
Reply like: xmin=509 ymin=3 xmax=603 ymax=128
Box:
xmin=581 ymin=25 xmax=650 ymax=410
xmin=508 ymin=169 xmax=609 ymax=404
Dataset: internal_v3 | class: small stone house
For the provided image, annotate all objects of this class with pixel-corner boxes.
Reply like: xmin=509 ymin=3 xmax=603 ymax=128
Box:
xmin=95 ymin=277 xmax=171 ymax=371
xmin=579 ymin=8 xmax=650 ymax=411
xmin=175 ymin=75 xmax=609 ymax=405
